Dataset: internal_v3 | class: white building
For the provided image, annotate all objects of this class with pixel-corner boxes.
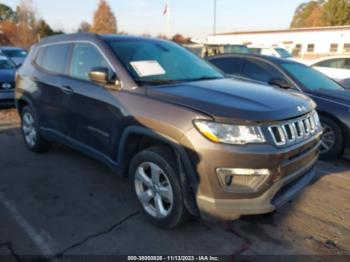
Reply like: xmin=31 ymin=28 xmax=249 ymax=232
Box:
xmin=207 ymin=26 xmax=350 ymax=59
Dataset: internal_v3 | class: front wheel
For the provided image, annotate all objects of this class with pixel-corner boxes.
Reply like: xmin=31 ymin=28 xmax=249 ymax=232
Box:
xmin=20 ymin=106 xmax=51 ymax=153
xmin=129 ymin=146 xmax=188 ymax=228
xmin=319 ymin=116 xmax=343 ymax=160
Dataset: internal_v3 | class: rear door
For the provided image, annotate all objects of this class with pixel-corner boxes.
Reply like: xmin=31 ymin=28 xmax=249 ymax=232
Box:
xmin=64 ymin=42 xmax=121 ymax=156
xmin=34 ymin=43 xmax=72 ymax=134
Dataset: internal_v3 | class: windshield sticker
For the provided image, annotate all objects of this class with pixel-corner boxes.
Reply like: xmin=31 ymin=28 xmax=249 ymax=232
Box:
xmin=130 ymin=60 xmax=166 ymax=77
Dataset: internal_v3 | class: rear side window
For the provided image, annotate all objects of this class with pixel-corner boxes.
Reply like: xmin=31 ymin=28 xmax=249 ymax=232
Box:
xmin=242 ymin=59 xmax=284 ymax=83
xmin=209 ymin=57 xmax=244 ymax=75
xmin=36 ymin=44 xmax=70 ymax=74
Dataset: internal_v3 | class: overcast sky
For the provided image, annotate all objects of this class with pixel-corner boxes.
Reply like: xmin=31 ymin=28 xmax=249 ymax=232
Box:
xmin=2 ymin=0 xmax=305 ymax=39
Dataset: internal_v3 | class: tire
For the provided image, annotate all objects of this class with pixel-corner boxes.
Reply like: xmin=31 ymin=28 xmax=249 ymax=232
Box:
xmin=20 ymin=106 xmax=51 ymax=153
xmin=319 ymin=116 xmax=343 ymax=160
xmin=129 ymin=146 xmax=188 ymax=228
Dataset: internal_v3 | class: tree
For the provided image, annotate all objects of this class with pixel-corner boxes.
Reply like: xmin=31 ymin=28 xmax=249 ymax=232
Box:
xmin=36 ymin=19 xmax=55 ymax=39
xmin=0 ymin=4 xmax=16 ymax=22
xmin=290 ymin=0 xmax=350 ymax=28
xmin=172 ymin=34 xmax=191 ymax=44
xmin=90 ymin=0 xmax=117 ymax=34
xmin=0 ymin=20 xmax=17 ymax=45
xmin=14 ymin=0 xmax=38 ymax=47
xmin=290 ymin=1 xmax=323 ymax=28
xmin=319 ymin=0 xmax=350 ymax=26
xmin=78 ymin=21 xmax=91 ymax=32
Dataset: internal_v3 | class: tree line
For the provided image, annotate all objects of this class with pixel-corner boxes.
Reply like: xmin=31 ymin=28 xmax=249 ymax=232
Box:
xmin=0 ymin=0 xmax=192 ymax=48
xmin=290 ymin=0 xmax=350 ymax=28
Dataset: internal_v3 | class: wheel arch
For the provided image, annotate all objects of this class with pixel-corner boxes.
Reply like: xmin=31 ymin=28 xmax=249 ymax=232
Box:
xmin=318 ymin=110 xmax=346 ymax=152
xmin=118 ymin=126 xmax=200 ymax=216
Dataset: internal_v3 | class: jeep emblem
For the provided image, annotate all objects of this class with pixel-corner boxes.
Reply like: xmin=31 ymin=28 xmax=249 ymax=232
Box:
xmin=297 ymin=106 xmax=307 ymax=112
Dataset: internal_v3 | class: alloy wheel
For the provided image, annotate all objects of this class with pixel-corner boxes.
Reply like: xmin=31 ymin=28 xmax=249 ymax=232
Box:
xmin=134 ymin=162 xmax=174 ymax=219
xmin=22 ymin=112 xmax=37 ymax=148
xmin=320 ymin=123 xmax=336 ymax=154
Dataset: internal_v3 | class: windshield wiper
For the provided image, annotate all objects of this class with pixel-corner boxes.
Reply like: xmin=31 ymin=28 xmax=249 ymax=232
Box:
xmin=136 ymin=79 xmax=182 ymax=86
xmin=184 ymin=76 xmax=223 ymax=82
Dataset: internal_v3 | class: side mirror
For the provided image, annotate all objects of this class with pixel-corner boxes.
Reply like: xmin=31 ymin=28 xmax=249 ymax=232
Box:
xmin=89 ymin=67 xmax=122 ymax=90
xmin=268 ymin=77 xmax=291 ymax=89
xmin=89 ymin=67 xmax=110 ymax=85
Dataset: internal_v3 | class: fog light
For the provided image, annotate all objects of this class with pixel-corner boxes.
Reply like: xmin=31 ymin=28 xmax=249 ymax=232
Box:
xmin=217 ymin=168 xmax=271 ymax=193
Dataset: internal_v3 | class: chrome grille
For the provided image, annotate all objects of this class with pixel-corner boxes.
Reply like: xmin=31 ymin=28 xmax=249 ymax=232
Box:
xmin=268 ymin=111 xmax=321 ymax=146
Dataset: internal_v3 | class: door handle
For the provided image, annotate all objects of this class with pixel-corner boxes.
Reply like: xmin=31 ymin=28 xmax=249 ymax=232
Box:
xmin=60 ymin=85 xmax=74 ymax=95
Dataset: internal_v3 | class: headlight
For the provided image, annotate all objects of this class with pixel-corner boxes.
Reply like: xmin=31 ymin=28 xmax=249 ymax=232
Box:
xmin=194 ymin=120 xmax=265 ymax=145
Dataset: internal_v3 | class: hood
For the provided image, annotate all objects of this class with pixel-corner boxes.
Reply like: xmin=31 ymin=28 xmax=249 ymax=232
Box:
xmin=0 ymin=69 xmax=16 ymax=83
xmin=146 ymin=78 xmax=316 ymax=123
xmin=307 ymin=89 xmax=350 ymax=106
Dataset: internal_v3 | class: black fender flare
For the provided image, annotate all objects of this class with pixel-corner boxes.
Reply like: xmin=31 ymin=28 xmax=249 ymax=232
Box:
xmin=118 ymin=126 xmax=200 ymax=216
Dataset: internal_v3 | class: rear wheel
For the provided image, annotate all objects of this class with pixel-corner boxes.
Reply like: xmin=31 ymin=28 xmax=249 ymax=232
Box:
xmin=20 ymin=106 xmax=51 ymax=153
xmin=129 ymin=146 xmax=188 ymax=228
xmin=319 ymin=116 xmax=343 ymax=160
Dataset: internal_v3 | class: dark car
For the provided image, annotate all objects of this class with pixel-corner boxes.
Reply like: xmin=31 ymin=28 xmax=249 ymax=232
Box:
xmin=207 ymin=54 xmax=349 ymax=159
xmin=15 ymin=33 xmax=322 ymax=228
xmin=0 ymin=46 xmax=28 ymax=66
xmin=0 ymin=55 xmax=16 ymax=107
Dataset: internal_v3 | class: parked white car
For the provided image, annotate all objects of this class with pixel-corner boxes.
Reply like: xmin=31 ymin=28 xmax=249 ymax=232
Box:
xmin=309 ymin=56 xmax=350 ymax=88
xmin=248 ymin=46 xmax=292 ymax=59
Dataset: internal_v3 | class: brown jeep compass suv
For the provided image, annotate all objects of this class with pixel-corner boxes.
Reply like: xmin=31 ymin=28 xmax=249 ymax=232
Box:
xmin=15 ymin=34 xmax=323 ymax=228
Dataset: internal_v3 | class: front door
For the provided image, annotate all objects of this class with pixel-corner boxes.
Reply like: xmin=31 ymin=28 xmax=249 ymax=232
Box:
xmin=65 ymin=42 xmax=122 ymax=157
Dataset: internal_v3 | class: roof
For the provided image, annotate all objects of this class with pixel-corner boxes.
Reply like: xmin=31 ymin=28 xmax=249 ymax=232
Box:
xmin=0 ymin=46 xmax=26 ymax=50
xmin=212 ymin=25 xmax=350 ymax=36
xmin=206 ymin=53 xmax=299 ymax=65
xmin=38 ymin=33 xmax=166 ymax=46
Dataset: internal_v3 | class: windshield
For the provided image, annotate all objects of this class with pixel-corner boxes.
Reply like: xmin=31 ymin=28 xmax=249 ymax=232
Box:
xmin=0 ymin=59 xmax=16 ymax=69
xmin=2 ymin=49 xmax=28 ymax=58
xmin=275 ymin=48 xmax=292 ymax=58
xmin=109 ymin=40 xmax=223 ymax=85
xmin=281 ymin=62 xmax=344 ymax=91
xmin=223 ymin=45 xmax=250 ymax=54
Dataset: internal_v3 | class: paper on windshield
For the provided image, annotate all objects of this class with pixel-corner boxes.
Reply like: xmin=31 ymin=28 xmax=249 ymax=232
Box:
xmin=130 ymin=60 xmax=166 ymax=77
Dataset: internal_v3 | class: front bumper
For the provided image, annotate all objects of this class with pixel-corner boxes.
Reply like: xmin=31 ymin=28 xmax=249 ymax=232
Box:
xmin=181 ymin=127 xmax=321 ymax=220
xmin=0 ymin=91 xmax=15 ymax=106
xmin=196 ymin=158 xmax=317 ymax=220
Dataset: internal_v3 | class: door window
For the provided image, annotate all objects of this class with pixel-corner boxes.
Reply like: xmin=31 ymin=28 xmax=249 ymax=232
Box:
xmin=37 ymin=44 xmax=70 ymax=74
xmin=314 ymin=58 xmax=346 ymax=69
xmin=69 ymin=43 xmax=111 ymax=81
xmin=210 ymin=57 xmax=244 ymax=75
xmin=242 ymin=59 xmax=284 ymax=83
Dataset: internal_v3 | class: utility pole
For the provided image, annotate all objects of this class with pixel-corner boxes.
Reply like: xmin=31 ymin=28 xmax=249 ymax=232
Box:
xmin=213 ymin=0 xmax=217 ymax=36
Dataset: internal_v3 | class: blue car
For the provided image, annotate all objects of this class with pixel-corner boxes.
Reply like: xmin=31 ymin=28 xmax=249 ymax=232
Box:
xmin=0 ymin=55 xmax=17 ymax=107
xmin=207 ymin=53 xmax=350 ymax=160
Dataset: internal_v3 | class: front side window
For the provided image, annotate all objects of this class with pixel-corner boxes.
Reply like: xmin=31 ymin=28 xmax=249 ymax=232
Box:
xmin=108 ymin=39 xmax=223 ymax=85
xmin=242 ymin=59 xmax=284 ymax=83
xmin=69 ymin=43 xmax=111 ymax=81
xmin=37 ymin=44 xmax=70 ymax=74
xmin=282 ymin=62 xmax=344 ymax=91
